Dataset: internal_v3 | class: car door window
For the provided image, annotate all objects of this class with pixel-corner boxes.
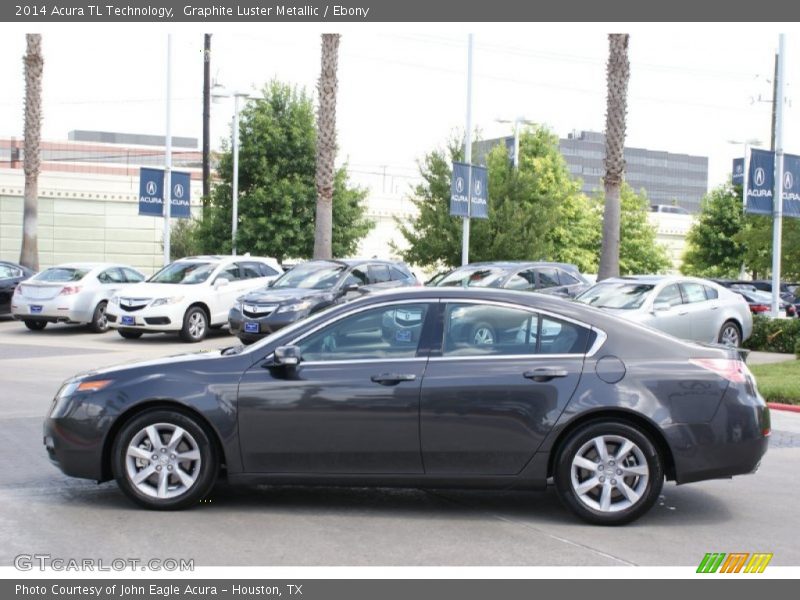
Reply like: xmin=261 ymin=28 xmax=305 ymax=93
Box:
xmin=216 ymin=263 xmax=242 ymax=282
xmin=681 ymin=282 xmax=707 ymax=304
xmin=368 ymin=264 xmax=391 ymax=284
xmin=259 ymin=263 xmax=279 ymax=277
xmin=536 ymin=268 xmax=560 ymax=289
xmin=655 ymin=284 xmax=683 ymax=307
xmin=442 ymin=303 xmax=591 ymax=356
xmin=122 ymin=268 xmax=145 ymax=283
xmin=241 ymin=262 xmax=266 ymax=279
xmin=505 ymin=269 xmax=536 ymax=291
xmin=704 ymin=285 xmax=719 ymax=300
xmin=342 ymin=267 xmax=369 ymax=287
xmin=296 ymin=304 xmax=429 ymax=362
xmin=97 ymin=268 xmax=125 ymax=284
xmin=0 ymin=265 xmax=17 ymax=278
xmin=558 ymin=270 xmax=580 ymax=286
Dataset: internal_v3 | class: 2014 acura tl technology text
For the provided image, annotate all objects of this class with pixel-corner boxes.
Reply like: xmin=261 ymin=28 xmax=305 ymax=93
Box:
xmin=44 ymin=288 xmax=770 ymax=524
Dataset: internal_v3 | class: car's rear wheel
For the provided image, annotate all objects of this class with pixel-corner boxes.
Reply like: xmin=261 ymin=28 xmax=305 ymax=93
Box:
xmin=89 ymin=301 xmax=109 ymax=333
xmin=554 ymin=421 xmax=663 ymax=525
xmin=112 ymin=409 xmax=218 ymax=510
xmin=718 ymin=321 xmax=742 ymax=347
xmin=180 ymin=307 xmax=208 ymax=343
xmin=23 ymin=320 xmax=47 ymax=331
xmin=118 ymin=330 xmax=143 ymax=339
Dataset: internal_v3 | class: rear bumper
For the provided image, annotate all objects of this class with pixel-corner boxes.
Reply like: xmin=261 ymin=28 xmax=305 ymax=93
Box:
xmin=11 ymin=300 xmax=92 ymax=324
xmin=667 ymin=385 xmax=770 ymax=484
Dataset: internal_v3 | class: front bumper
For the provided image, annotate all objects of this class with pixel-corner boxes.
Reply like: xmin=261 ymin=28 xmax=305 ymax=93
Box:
xmin=107 ymin=303 xmax=184 ymax=332
xmin=228 ymin=308 xmax=303 ymax=341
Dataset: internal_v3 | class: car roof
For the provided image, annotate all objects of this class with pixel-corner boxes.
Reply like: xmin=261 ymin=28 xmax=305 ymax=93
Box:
xmin=44 ymin=262 xmax=126 ymax=270
xmin=448 ymin=261 xmax=581 ymax=272
xmin=607 ymin=275 xmax=716 ymax=285
xmin=292 ymin=258 xmax=407 ymax=267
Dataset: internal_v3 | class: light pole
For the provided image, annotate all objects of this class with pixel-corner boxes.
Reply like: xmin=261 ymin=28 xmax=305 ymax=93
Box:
xmin=496 ymin=116 xmax=535 ymax=168
xmin=163 ymin=34 xmax=173 ymax=266
xmin=212 ymin=83 xmax=251 ymax=256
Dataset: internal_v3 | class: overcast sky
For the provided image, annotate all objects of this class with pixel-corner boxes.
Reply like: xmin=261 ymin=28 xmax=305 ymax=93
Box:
xmin=0 ymin=23 xmax=797 ymax=195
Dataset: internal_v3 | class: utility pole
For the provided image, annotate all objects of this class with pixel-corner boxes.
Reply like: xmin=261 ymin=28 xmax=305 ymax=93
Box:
xmin=461 ymin=33 xmax=474 ymax=267
xmin=163 ymin=34 xmax=173 ymax=266
xmin=202 ymin=34 xmax=211 ymax=203
xmin=770 ymin=36 xmax=786 ymax=317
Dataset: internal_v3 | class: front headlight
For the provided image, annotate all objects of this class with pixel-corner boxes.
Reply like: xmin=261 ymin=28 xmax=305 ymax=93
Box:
xmin=277 ymin=300 xmax=313 ymax=314
xmin=150 ymin=296 xmax=184 ymax=307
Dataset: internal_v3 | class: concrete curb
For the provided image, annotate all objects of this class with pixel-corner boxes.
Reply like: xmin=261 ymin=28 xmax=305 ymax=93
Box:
xmin=767 ymin=402 xmax=800 ymax=413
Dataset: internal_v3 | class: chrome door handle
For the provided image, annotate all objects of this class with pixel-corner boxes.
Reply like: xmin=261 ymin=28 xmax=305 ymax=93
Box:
xmin=370 ymin=373 xmax=417 ymax=386
xmin=524 ymin=368 xmax=568 ymax=382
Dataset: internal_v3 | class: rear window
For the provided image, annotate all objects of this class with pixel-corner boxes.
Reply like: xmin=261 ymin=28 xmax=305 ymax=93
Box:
xmin=437 ymin=267 xmax=508 ymax=288
xmin=33 ymin=267 xmax=89 ymax=282
xmin=390 ymin=266 xmax=412 ymax=281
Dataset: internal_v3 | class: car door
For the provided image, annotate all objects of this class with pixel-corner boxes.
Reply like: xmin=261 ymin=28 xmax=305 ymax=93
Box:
xmin=649 ymin=283 xmax=690 ymax=339
xmin=679 ymin=281 xmax=716 ymax=342
xmin=237 ymin=301 xmax=435 ymax=474
xmin=368 ymin=263 xmax=398 ymax=291
xmin=419 ymin=301 xmax=588 ymax=475
xmin=209 ymin=263 xmax=245 ymax=323
xmin=0 ymin=264 xmax=21 ymax=313
xmin=536 ymin=267 xmax=570 ymax=295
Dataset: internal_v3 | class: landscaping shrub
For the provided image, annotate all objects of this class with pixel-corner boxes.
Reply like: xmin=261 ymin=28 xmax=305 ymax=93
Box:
xmin=744 ymin=315 xmax=800 ymax=354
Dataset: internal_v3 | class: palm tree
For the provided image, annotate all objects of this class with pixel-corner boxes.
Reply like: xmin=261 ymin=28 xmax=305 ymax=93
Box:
xmin=20 ymin=34 xmax=43 ymax=271
xmin=313 ymin=33 xmax=341 ymax=260
xmin=598 ymin=33 xmax=630 ymax=280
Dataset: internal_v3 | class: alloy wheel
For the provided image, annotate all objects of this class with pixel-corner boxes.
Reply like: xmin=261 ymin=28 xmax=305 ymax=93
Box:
xmin=720 ymin=324 xmax=740 ymax=347
xmin=125 ymin=423 xmax=202 ymax=499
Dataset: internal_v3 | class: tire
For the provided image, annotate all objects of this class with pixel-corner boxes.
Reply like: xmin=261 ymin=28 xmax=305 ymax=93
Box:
xmin=111 ymin=409 xmax=218 ymax=510
xmin=470 ymin=322 xmax=496 ymax=346
xmin=718 ymin=320 xmax=742 ymax=348
xmin=88 ymin=301 xmax=109 ymax=333
xmin=553 ymin=420 xmax=664 ymax=525
xmin=118 ymin=330 xmax=143 ymax=340
xmin=24 ymin=320 xmax=47 ymax=331
xmin=180 ymin=306 xmax=208 ymax=343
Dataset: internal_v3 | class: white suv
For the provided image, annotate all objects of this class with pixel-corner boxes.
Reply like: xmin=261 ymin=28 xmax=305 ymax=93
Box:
xmin=107 ymin=255 xmax=282 ymax=342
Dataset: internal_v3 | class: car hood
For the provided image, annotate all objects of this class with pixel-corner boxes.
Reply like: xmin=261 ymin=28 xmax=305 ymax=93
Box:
xmin=68 ymin=349 xmax=225 ymax=381
xmin=238 ymin=287 xmax=334 ymax=304
xmin=113 ymin=282 xmax=202 ymax=298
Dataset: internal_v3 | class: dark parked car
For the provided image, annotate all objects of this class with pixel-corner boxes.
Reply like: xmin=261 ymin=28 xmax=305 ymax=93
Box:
xmin=0 ymin=261 xmax=35 ymax=316
xmin=715 ymin=279 xmax=796 ymax=304
xmin=731 ymin=288 xmax=796 ymax=318
xmin=229 ymin=259 xmax=418 ymax=343
xmin=45 ymin=287 xmax=769 ymax=524
xmin=434 ymin=261 xmax=590 ymax=297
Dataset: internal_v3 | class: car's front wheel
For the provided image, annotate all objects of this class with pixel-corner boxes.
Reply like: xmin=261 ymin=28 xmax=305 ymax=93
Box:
xmin=180 ymin=307 xmax=208 ymax=343
xmin=112 ymin=409 xmax=218 ymax=510
xmin=553 ymin=420 xmax=664 ymax=525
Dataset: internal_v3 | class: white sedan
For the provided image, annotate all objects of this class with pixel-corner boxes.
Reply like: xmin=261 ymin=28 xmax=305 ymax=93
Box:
xmin=575 ymin=275 xmax=753 ymax=347
xmin=11 ymin=262 xmax=146 ymax=333
xmin=107 ymin=255 xmax=282 ymax=342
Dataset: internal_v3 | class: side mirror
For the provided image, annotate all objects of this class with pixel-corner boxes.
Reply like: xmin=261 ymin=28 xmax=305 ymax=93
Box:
xmin=273 ymin=345 xmax=301 ymax=367
xmin=653 ymin=301 xmax=671 ymax=313
xmin=214 ymin=278 xmax=230 ymax=289
xmin=343 ymin=283 xmax=360 ymax=293
xmin=267 ymin=279 xmax=275 ymax=287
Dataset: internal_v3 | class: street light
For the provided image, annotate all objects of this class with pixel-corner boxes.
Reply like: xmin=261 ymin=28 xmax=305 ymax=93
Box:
xmin=496 ymin=116 xmax=535 ymax=168
xmin=212 ymin=82 xmax=252 ymax=256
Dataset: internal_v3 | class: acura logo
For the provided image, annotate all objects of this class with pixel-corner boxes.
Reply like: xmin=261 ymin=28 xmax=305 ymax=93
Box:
xmin=146 ymin=181 xmax=157 ymax=195
xmin=174 ymin=183 xmax=184 ymax=199
xmin=735 ymin=164 xmax=743 ymax=174
xmin=754 ymin=167 xmax=766 ymax=187
xmin=474 ymin=179 xmax=483 ymax=197
xmin=785 ymin=171 xmax=794 ymax=190
xmin=455 ymin=176 xmax=465 ymax=194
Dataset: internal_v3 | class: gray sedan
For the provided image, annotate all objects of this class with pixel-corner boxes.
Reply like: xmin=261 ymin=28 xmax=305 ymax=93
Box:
xmin=575 ymin=275 xmax=752 ymax=347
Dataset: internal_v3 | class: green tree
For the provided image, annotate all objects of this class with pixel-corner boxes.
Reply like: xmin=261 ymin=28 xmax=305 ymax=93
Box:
xmin=605 ymin=183 xmax=670 ymax=275
xmin=681 ymin=182 xmax=746 ymax=278
xmin=398 ymin=126 xmax=599 ymax=270
xmin=193 ymin=81 xmax=372 ymax=263
xmin=737 ymin=214 xmax=800 ymax=280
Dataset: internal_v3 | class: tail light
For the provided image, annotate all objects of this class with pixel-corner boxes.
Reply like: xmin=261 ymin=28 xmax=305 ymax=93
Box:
xmin=59 ymin=286 xmax=82 ymax=296
xmin=750 ymin=304 xmax=770 ymax=313
xmin=689 ymin=358 xmax=747 ymax=384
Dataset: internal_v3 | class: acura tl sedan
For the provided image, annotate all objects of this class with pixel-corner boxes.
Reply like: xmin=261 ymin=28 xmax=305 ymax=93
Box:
xmin=576 ymin=276 xmax=752 ymax=347
xmin=44 ymin=288 xmax=769 ymax=525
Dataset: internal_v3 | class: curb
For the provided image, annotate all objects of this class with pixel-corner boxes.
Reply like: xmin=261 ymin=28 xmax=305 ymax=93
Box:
xmin=767 ymin=402 xmax=800 ymax=413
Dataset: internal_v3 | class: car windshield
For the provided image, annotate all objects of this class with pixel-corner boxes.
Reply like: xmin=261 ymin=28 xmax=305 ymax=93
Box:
xmin=149 ymin=262 xmax=216 ymax=285
xmin=33 ymin=267 xmax=89 ymax=282
xmin=271 ymin=263 xmax=347 ymax=290
xmin=576 ymin=282 xmax=655 ymax=309
xmin=436 ymin=267 xmax=508 ymax=288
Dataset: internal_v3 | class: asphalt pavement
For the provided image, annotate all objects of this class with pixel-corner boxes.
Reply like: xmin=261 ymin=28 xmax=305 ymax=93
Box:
xmin=1 ymin=318 xmax=798 ymax=567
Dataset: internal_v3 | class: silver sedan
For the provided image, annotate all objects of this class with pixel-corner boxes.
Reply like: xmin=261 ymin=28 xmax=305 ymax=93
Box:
xmin=575 ymin=275 xmax=752 ymax=346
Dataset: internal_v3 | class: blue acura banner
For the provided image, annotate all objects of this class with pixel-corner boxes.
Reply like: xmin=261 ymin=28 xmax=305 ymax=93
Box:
xmin=732 ymin=158 xmax=744 ymax=185
xmin=450 ymin=162 xmax=489 ymax=219
xmin=745 ymin=149 xmax=775 ymax=215
xmin=138 ymin=167 xmax=191 ymax=218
